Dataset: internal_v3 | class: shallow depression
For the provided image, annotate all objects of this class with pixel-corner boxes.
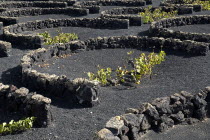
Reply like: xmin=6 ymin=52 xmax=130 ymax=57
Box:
xmin=169 ymin=24 xmax=210 ymax=34
xmin=29 ymin=48 xmax=210 ymax=139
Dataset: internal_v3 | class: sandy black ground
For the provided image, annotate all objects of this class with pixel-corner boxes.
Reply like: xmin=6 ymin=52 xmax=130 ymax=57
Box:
xmin=0 ymin=2 xmax=210 ymax=140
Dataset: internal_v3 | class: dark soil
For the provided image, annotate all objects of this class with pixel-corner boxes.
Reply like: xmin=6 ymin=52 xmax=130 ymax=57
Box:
xmin=0 ymin=2 xmax=210 ymax=140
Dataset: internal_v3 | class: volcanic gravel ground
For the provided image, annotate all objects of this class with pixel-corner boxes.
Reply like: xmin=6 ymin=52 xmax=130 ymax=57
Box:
xmin=0 ymin=1 xmax=210 ymax=140
xmin=29 ymin=48 xmax=210 ymax=140
xmin=142 ymin=118 xmax=210 ymax=140
xmin=169 ymin=24 xmax=210 ymax=34
xmin=21 ymin=25 xmax=149 ymax=41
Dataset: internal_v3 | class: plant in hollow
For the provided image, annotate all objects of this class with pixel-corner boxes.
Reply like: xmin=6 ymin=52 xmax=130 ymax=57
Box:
xmin=38 ymin=29 xmax=78 ymax=45
xmin=87 ymin=50 xmax=166 ymax=86
xmin=139 ymin=6 xmax=178 ymax=23
xmin=87 ymin=66 xmax=112 ymax=86
xmin=116 ymin=51 xmax=166 ymax=84
xmin=0 ymin=117 xmax=36 ymax=135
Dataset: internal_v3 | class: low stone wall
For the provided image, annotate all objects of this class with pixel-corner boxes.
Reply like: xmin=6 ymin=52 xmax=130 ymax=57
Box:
xmin=0 ymin=7 xmax=89 ymax=26
xmin=0 ymin=0 xmax=76 ymax=6
xmin=0 ymin=7 xmax=89 ymax=17
xmin=20 ymin=34 xmax=209 ymax=107
xmin=20 ymin=44 xmax=100 ymax=107
xmin=0 ymin=83 xmax=52 ymax=127
xmin=84 ymin=36 xmax=209 ymax=55
xmin=100 ymin=6 xmax=195 ymax=26
xmin=0 ymin=1 xmax=68 ymax=8
xmin=160 ymin=1 xmax=202 ymax=12
xmin=3 ymin=18 xmax=129 ymax=49
xmin=0 ymin=16 xmax=17 ymax=26
xmin=0 ymin=40 xmax=12 ymax=57
xmin=160 ymin=2 xmax=202 ymax=12
xmin=73 ymin=0 xmax=147 ymax=7
xmin=94 ymin=87 xmax=210 ymax=140
xmin=149 ymin=15 xmax=210 ymax=44
xmin=74 ymin=5 xmax=100 ymax=14
xmin=101 ymin=7 xmax=144 ymax=26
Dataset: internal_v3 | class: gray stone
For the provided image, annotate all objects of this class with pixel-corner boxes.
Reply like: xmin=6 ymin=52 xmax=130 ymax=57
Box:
xmin=140 ymin=115 xmax=151 ymax=131
xmin=125 ymin=108 xmax=139 ymax=114
xmin=121 ymin=113 xmax=139 ymax=127
xmin=94 ymin=128 xmax=120 ymax=140
xmin=158 ymin=115 xmax=174 ymax=132
xmin=144 ymin=103 xmax=160 ymax=121
xmin=151 ymin=97 xmax=171 ymax=114
xmin=105 ymin=116 xmax=125 ymax=136
xmin=14 ymin=87 xmax=29 ymax=98
xmin=170 ymin=111 xmax=185 ymax=124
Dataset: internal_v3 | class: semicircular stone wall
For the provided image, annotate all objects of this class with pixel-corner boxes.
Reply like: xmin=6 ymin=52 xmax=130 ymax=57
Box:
xmin=149 ymin=15 xmax=210 ymax=44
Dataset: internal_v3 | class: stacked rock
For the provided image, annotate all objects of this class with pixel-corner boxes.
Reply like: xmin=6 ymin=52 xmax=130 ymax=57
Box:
xmin=0 ymin=83 xmax=52 ymax=127
xmin=95 ymin=87 xmax=210 ymax=140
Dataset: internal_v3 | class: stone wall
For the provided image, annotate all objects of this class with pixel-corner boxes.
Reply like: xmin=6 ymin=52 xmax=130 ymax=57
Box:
xmin=149 ymin=15 xmax=210 ymax=44
xmin=0 ymin=40 xmax=12 ymax=57
xmin=20 ymin=34 xmax=210 ymax=107
xmin=0 ymin=83 xmax=52 ymax=127
xmin=94 ymin=87 xmax=210 ymax=140
xmin=74 ymin=5 xmax=100 ymax=14
xmin=84 ymin=36 xmax=209 ymax=55
xmin=73 ymin=0 xmax=148 ymax=7
xmin=100 ymin=6 xmax=196 ymax=26
xmin=160 ymin=1 xmax=202 ymax=12
xmin=0 ymin=7 xmax=89 ymax=17
xmin=0 ymin=7 xmax=89 ymax=26
xmin=20 ymin=44 xmax=100 ymax=107
xmin=3 ymin=18 xmax=129 ymax=49
xmin=0 ymin=1 xmax=68 ymax=8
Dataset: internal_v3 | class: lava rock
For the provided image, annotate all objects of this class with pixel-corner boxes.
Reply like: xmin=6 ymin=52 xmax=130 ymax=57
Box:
xmin=105 ymin=116 xmax=125 ymax=136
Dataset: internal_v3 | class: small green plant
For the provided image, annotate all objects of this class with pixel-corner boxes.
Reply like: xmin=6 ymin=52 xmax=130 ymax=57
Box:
xmin=87 ymin=66 xmax=112 ymax=86
xmin=116 ymin=51 xmax=166 ymax=84
xmin=183 ymin=0 xmax=210 ymax=10
xmin=0 ymin=117 xmax=36 ymax=135
xmin=139 ymin=6 xmax=178 ymax=23
xmin=87 ymin=50 xmax=166 ymax=86
xmin=38 ymin=29 xmax=78 ymax=45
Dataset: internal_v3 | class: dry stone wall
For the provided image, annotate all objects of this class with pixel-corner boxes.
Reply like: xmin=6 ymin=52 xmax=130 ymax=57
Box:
xmin=94 ymin=87 xmax=210 ymax=140
xmin=0 ymin=40 xmax=12 ymax=57
xmin=0 ymin=83 xmax=52 ymax=127
xmin=149 ymin=15 xmax=210 ymax=44
xmin=2 ymin=18 xmax=129 ymax=49
xmin=0 ymin=1 xmax=68 ymax=8
xmin=0 ymin=7 xmax=89 ymax=26
xmin=100 ymin=6 xmax=197 ymax=26
xmin=20 ymin=44 xmax=100 ymax=107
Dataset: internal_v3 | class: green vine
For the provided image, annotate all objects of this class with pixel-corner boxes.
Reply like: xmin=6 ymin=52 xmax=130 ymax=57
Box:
xmin=139 ymin=6 xmax=178 ymax=23
xmin=183 ymin=0 xmax=210 ymax=10
xmin=87 ymin=50 xmax=166 ymax=86
xmin=0 ymin=117 xmax=36 ymax=135
xmin=87 ymin=66 xmax=112 ymax=86
xmin=38 ymin=29 xmax=78 ymax=45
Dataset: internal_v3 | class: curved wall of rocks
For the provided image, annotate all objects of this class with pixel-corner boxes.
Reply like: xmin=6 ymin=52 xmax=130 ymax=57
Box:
xmin=0 ymin=40 xmax=12 ymax=57
xmin=0 ymin=1 xmax=68 ymax=8
xmin=0 ymin=83 xmax=52 ymax=127
xmin=100 ymin=6 xmax=198 ymax=26
xmin=149 ymin=15 xmax=210 ymax=44
xmin=20 ymin=34 xmax=209 ymax=107
xmin=94 ymin=87 xmax=210 ymax=140
xmin=0 ymin=7 xmax=89 ymax=26
xmin=0 ymin=7 xmax=89 ymax=17
xmin=74 ymin=0 xmax=148 ymax=7
xmin=20 ymin=43 xmax=100 ymax=107
xmin=2 ymin=18 xmax=129 ymax=49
